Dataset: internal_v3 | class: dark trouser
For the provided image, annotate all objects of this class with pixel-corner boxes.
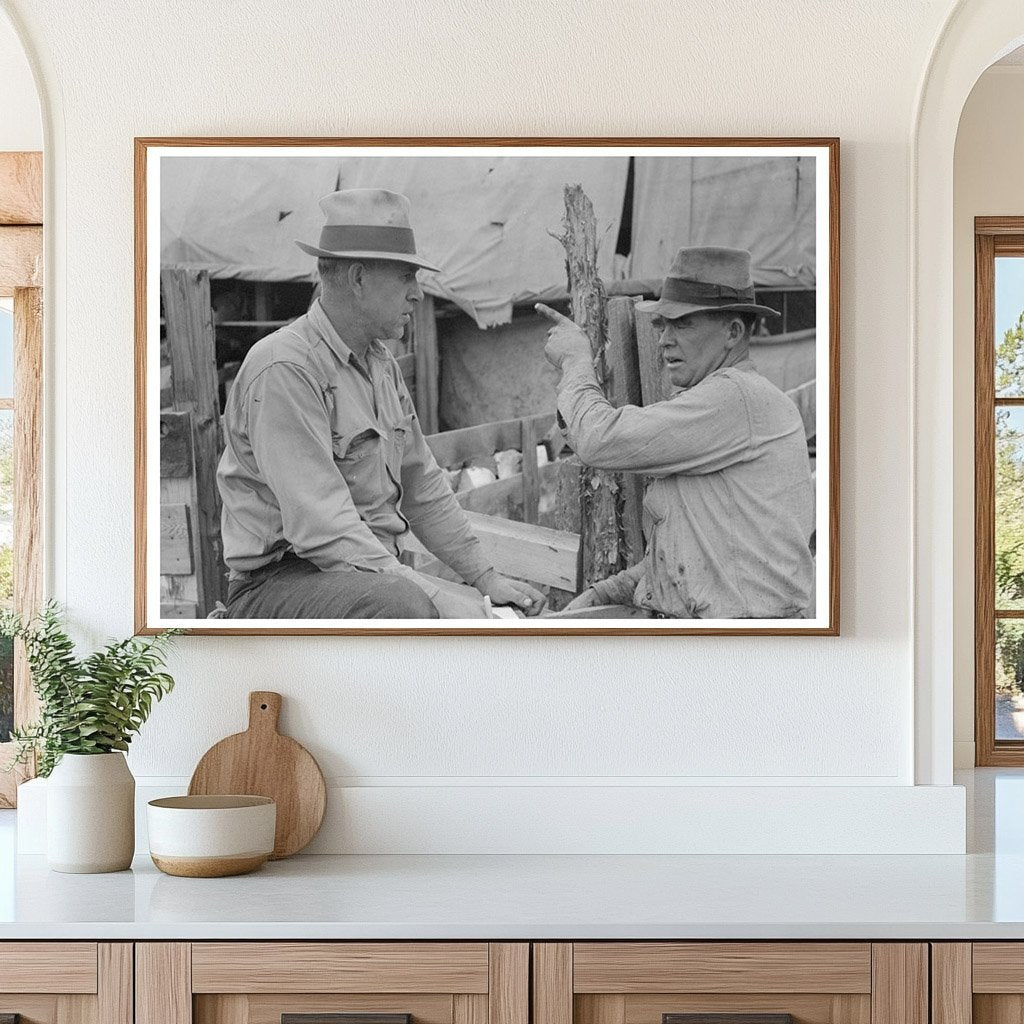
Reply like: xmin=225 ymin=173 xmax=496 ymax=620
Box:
xmin=225 ymin=555 xmax=440 ymax=620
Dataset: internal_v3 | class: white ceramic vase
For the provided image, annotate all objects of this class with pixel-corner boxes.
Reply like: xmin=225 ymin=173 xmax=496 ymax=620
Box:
xmin=46 ymin=752 xmax=135 ymax=873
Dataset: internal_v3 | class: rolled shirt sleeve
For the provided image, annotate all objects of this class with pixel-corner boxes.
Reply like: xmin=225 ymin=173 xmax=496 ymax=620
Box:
xmin=556 ymin=356 xmax=753 ymax=476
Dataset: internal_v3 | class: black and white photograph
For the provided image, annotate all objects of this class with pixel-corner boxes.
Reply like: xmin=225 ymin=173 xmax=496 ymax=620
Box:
xmin=137 ymin=139 xmax=838 ymax=635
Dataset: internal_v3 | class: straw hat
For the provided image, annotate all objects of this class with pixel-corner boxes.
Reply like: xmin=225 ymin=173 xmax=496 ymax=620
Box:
xmin=295 ymin=188 xmax=440 ymax=272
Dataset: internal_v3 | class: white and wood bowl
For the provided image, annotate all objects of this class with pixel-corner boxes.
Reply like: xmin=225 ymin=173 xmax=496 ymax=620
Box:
xmin=147 ymin=795 xmax=276 ymax=877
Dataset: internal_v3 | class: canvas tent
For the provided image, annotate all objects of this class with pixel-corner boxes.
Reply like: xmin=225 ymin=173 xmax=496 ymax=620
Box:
xmin=161 ymin=153 xmax=817 ymax=328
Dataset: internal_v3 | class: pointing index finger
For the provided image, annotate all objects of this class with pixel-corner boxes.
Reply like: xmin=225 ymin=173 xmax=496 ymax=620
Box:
xmin=535 ymin=302 xmax=576 ymax=326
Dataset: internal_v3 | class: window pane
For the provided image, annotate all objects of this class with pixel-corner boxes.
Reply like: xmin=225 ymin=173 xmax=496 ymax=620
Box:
xmin=0 ymin=306 xmax=12 ymax=399
xmin=996 ymin=407 xmax=1024 ymax=608
xmin=998 ymin=620 xmax=1024 ymax=740
xmin=996 ymin=256 xmax=1024 ymax=397
xmin=0 ymin=409 xmax=12 ymax=742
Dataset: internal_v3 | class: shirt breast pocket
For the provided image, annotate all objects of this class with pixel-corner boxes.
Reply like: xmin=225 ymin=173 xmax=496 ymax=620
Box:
xmin=332 ymin=427 xmax=384 ymax=499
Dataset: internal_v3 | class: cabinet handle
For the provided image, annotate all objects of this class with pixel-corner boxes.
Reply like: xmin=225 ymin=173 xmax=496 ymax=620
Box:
xmin=283 ymin=1015 xmax=411 ymax=1024
xmin=1 ymin=1016 xmax=21 ymax=1024
xmin=664 ymin=1016 xmax=794 ymax=1024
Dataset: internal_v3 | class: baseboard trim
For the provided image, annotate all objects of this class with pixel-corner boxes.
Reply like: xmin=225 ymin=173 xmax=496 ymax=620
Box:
xmin=17 ymin=778 xmax=967 ymax=856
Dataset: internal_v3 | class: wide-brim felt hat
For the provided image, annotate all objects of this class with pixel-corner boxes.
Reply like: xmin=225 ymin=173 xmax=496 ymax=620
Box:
xmin=636 ymin=246 xmax=780 ymax=320
xmin=295 ymin=188 xmax=441 ymax=272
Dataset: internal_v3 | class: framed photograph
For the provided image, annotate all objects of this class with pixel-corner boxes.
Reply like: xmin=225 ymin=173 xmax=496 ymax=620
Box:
xmin=135 ymin=137 xmax=838 ymax=635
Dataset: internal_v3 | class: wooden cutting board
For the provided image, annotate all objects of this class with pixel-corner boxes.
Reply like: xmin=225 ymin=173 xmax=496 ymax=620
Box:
xmin=188 ymin=691 xmax=326 ymax=859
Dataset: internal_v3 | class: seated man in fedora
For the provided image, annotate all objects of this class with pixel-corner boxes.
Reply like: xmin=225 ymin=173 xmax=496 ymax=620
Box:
xmin=537 ymin=246 xmax=814 ymax=620
xmin=217 ymin=188 xmax=545 ymax=620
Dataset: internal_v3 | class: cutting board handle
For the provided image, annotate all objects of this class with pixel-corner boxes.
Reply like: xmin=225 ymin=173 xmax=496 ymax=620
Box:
xmin=248 ymin=691 xmax=282 ymax=734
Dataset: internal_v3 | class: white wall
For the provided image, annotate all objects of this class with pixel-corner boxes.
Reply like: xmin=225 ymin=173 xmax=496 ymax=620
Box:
xmin=0 ymin=9 xmax=39 ymax=151
xmin=0 ymin=0 xmax=977 ymax=852
xmin=952 ymin=66 xmax=1024 ymax=767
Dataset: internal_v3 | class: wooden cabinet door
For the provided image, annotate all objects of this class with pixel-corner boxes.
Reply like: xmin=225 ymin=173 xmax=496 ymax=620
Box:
xmin=137 ymin=943 xmax=528 ymax=1024
xmin=0 ymin=943 xmax=131 ymax=1024
xmin=533 ymin=944 xmax=928 ymax=1024
xmin=941 ymin=942 xmax=1024 ymax=1024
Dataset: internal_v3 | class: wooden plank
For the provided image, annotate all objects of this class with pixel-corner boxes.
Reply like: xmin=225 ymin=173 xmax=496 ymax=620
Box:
xmin=13 ymin=287 xmax=43 ymax=743
xmin=160 ymin=504 xmax=194 ymax=575
xmin=973 ymin=995 xmax=1024 ymax=1024
xmin=464 ymin=510 xmax=579 ymax=590
xmin=426 ymin=413 xmax=555 ymax=469
xmin=161 ymin=266 xmax=226 ymax=613
xmin=558 ymin=184 xmax=625 ymax=588
xmin=635 ymin=307 xmax=668 ymax=406
xmin=976 ymin=230 xmax=998 ymax=766
xmin=520 ymin=416 xmax=540 ymax=524
xmin=195 ymin=995 xmax=249 ymax=1024
xmin=414 ymin=294 xmax=439 ymax=434
xmin=136 ymin=943 xmax=191 ymax=1024
xmin=931 ymin=944 xmax=972 ymax=1024
xmin=191 ymin=942 xmax=489 ymax=994
xmin=395 ymin=352 xmax=416 ymax=392
xmin=534 ymin=944 xmax=573 ymax=1024
xmin=489 ymin=943 xmax=528 ymax=1024
xmin=453 ymin=995 xmax=487 ymax=1024
xmin=160 ymin=475 xmax=200 ymax=615
xmin=576 ymin=996 xmax=624 ymax=1024
xmin=0 ymin=943 xmax=97 ymax=993
xmin=971 ymin=944 xmax=1024 ymax=991
xmin=870 ymin=945 xmax=927 ymax=1024
xmin=606 ymin=296 xmax=645 ymax=564
xmin=160 ymin=410 xmax=194 ymax=478
xmin=0 ymin=153 xmax=42 ymax=225
xmin=0 ymin=225 xmax=42 ymax=296
xmin=455 ymin=463 xmax=563 ymax=520
xmin=57 ymin=991 xmax=95 ymax=1024
xmin=572 ymin=943 xmax=871 ymax=994
xmin=98 ymin=944 xmax=133 ymax=1024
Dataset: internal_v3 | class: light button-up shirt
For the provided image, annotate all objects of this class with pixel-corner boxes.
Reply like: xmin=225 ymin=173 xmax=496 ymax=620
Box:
xmin=217 ymin=300 xmax=493 ymax=592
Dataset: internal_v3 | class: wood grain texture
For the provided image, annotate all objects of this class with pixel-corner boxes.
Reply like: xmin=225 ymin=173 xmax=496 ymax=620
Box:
xmin=136 ymin=944 xmax=191 ymax=1024
xmin=134 ymin=135 xmax=839 ymax=636
xmin=191 ymin=943 xmax=489 ymax=994
xmin=533 ymin=944 xmax=572 ymax=1024
xmin=624 ymin=994 xmax=869 ymax=1024
xmin=13 ymin=286 xmax=43 ymax=737
xmin=462 ymin=510 xmax=579 ymax=591
xmin=0 ymin=943 xmax=97 ymax=993
xmin=0 ymin=226 xmax=42 ymax=295
xmin=453 ymin=995 xmax=487 ymax=1024
xmin=489 ymin=944 xmax=528 ymax=1024
xmin=870 ymin=945 xmax=927 ymax=1024
xmin=971 ymin=944 xmax=1024 ymax=991
xmin=242 ymin=996 xmax=452 ymax=1024
xmin=577 ymin=995 xmax=625 ymax=1024
xmin=573 ymin=943 xmax=871 ymax=994
xmin=973 ymin=995 xmax=1024 ymax=1024
xmin=931 ymin=944 xmax=972 ymax=1024
xmin=195 ymin=994 xmax=249 ymax=1024
xmin=0 ymin=152 xmax=42 ymax=224
xmin=97 ymin=945 xmax=133 ymax=1024
xmin=414 ymin=294 xmax=439 ymax=434
xmin=188 ymin=690 xmax=326 ymax=858
xmin=57 ymin=991 xmax=95 ymax=1024
xmin=161 ymin=265 xmax=225 ymax=613
xmin=0 ymin=998 xmax=57 ymax=1024
xmin=976 ymin=229 xmax=998 ymax=765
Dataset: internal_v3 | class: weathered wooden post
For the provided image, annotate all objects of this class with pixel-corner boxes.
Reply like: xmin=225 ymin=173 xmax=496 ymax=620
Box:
xmin=554 ymin=185 xmax=629 ymax=588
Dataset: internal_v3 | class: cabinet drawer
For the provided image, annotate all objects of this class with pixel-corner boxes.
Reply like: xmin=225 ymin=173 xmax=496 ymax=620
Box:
xmin=534 ymin=943 xmax=925 ymax=1024
xmin=139 ymin=942 xmax=528 ymax=1024
xmin=0 ymin=943 xmax=130 ymax=1024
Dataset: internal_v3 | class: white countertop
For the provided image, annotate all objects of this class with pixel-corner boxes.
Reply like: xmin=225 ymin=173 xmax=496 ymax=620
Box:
xmin=1 ymin=768 xmax=1022 ymax=941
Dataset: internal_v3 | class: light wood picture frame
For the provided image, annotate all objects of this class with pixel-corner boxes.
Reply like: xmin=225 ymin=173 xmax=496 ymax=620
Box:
xmin=135 ymin=137 xmax=839 ymax=636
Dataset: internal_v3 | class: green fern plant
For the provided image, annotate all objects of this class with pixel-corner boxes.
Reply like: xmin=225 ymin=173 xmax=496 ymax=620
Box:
xmin=1 ymin=602 xmax=180 ymax=777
